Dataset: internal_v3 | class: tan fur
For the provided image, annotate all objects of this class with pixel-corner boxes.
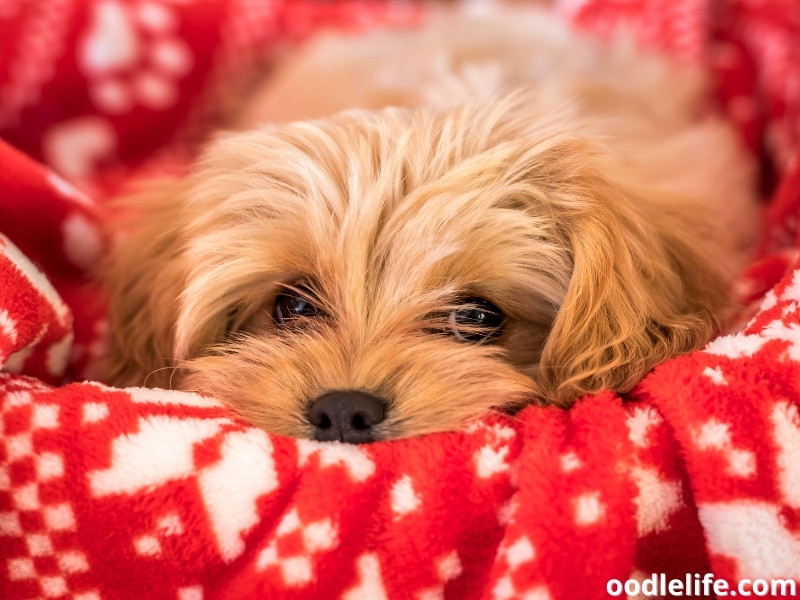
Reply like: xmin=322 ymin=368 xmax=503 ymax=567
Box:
xmin=101 ymin=7 xmax=760 ymax=440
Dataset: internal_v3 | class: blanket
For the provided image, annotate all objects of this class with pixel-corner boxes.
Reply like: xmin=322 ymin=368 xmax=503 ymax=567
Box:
xmin=2 ymin=1 xmax=800 ymax=598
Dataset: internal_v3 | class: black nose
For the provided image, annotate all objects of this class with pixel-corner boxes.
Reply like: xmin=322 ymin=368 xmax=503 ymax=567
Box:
xmin=308 ymin=391 xmax=386 ymax=444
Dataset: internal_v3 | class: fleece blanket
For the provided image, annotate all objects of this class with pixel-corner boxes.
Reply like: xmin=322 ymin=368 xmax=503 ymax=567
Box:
xmin=2 ymin=1 xmax=800 ymax=599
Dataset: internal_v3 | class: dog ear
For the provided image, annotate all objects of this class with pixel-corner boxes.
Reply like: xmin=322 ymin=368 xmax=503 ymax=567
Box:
xmin=100 ymin=179 xmax=189 ymax=388
xmin=536 ymin=168 xmax=728 ymax=406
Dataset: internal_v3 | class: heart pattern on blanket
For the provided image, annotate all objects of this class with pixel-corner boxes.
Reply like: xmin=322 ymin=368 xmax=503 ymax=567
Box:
xmin=2 ymin=1 xmax=800 ymax=599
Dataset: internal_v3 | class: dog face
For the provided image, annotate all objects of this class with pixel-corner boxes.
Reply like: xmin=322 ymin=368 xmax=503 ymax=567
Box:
xmin=103 ymin=93 xmax=725 ymax=441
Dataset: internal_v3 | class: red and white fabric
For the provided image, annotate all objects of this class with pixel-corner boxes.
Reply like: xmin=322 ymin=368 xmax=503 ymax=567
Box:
xmin=2 ymin=1 xmax=800 ymax=599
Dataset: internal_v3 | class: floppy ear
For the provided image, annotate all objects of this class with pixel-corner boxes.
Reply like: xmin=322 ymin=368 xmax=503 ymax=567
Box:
xmin=536 ymin=170 xmax=728 ymax=406
xmin=100 ymin=179 xmax=189 ymax=387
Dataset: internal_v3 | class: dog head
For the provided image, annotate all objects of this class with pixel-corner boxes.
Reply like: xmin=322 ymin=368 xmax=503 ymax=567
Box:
xmin=103 ymin=93 xmax=726 ymax=441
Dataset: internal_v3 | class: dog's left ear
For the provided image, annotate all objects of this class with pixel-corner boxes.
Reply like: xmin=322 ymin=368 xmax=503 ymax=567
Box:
xmin=535 ymin=161 xmax=728 ymax=406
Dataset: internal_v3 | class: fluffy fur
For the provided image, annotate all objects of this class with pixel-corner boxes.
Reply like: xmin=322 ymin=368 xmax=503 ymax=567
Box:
xmin=102 ymin=7 xmax=760 ymax=441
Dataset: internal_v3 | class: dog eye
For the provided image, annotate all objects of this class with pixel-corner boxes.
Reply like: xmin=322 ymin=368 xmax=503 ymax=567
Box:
xmin=447 ymin=297 xmax=505 ymax=343
xmin=273 ymin=286 xmax=322 ymax=326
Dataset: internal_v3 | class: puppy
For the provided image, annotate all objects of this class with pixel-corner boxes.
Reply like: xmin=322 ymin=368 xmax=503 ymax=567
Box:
xmin=102 ymin=7 xmax=760 ymax=443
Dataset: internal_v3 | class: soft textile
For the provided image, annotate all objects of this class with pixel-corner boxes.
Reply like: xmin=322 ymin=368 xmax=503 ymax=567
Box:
xmin=2 ymin=1 xmax=800 ymax=599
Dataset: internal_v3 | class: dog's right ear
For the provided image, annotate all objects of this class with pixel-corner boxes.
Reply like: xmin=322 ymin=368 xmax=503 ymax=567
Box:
xmin=100 ymin=178 xmax=188 ymax=388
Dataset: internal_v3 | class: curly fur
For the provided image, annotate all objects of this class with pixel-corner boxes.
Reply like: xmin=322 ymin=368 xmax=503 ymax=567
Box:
xmin=101 ymin=7 xmax=760 ymax=440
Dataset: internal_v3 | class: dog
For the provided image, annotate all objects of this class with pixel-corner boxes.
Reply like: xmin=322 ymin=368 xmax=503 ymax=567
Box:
xmin=101 ymin=6 xmax=760 ymax=443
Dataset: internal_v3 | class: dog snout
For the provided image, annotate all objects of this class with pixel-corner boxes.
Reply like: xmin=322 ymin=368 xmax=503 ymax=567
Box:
xmin=308 ymin=391 xmax=386 ymax=444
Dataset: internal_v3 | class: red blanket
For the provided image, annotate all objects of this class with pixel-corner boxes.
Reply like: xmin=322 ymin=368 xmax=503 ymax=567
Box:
xmin=2 ymin=1 xmax=800 ymax=599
